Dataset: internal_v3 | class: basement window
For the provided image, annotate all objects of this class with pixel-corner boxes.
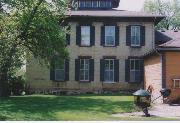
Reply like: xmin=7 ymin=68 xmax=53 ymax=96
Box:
xmin=173 ymin=79 xmax=180 ymax=88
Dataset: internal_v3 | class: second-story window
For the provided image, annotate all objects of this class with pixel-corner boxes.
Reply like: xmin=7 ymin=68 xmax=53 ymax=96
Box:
xmin=105 ymin=26 xmax=115 ymax=46
xmin=131 ymin=26 xmax=140 ymax=46
xmin=81 ymin=26 xmax=90 ymax=46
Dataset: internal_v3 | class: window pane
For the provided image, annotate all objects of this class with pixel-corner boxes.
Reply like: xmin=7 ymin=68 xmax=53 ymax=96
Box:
xmin=135 ymin=60 xmax=140 ymax=70
xmin=55 ymin=69 xmax=65 ymax=81
xmin=80 ymin=70 xmax=84 ymax=80
xmin=104 ymin=59 xmax=114 ymax=82
xmin=130 ymin=60 xmax=134 ymax=70
xmin=85 ymin=70 xmax=89 ymax=80
xmin=81 ymin=26 xmax=90 ymax=46
xmin=131 ymin=26 xmax=140 ymax=46
xmin=92 ymin=1 xmax=98 ymax=7
xmin=105 ymin=26 xmax=115 ymax=46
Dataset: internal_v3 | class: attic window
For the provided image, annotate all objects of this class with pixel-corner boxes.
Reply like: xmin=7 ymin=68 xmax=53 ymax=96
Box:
xmin=173 ymin=79 xmax=180 ymax=88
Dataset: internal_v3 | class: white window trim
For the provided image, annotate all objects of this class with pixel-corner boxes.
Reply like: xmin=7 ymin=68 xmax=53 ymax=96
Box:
xmin=55 ymin=61 xmax=65 ymax=81
xmin=104 ymin=59 xmax=114 ymax=83
xmin=131 ymin=26 xmax=141 ymax=47
xmin=80 ymin=59 xmax=89 ymax=81
xmin=105 ymin=26 xmax=115 ymax=46
xmin=173 ymin=79 xmax=180 ymax=88
xmin=81 ymin=26 xmax=90 ymax=46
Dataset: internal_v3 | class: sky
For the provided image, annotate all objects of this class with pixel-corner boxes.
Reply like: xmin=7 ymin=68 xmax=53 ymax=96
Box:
xmin=117 ymin=0 xmax=175 ymax=11
xmin=118 ymin=0 xmax=146 ymax=11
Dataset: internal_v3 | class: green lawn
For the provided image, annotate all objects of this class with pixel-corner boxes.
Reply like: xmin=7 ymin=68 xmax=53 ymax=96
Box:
xmin=0 ymin=95 xmax=178 ymax=121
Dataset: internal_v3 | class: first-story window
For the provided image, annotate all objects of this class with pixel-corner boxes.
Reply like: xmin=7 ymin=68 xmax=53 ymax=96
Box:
xmin=104 ymin=59 xmax=114 ymax=82
xmin=131 ymin=26 xmax=140 ymax=46
xmin=130 ymin=59 xmax=141 ymax=82
xmin=173 ymin=79 xmax=180 ymax=88
xmin=105 ymin=26 xmax=115 ymax=46
xmin=55 ymin=61 xmax=65 ymax=81
xmin=81 ymin=26 xmax=90 ymax=46
xmin=80 ymin=59 xmax=89 ymax=81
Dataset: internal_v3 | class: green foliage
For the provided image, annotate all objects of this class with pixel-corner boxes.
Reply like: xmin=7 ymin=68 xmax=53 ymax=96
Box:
xmin=144 ymin=0 xmax=180 ymax=30
xmin=0 ymin=0 xmax=69 ymax=96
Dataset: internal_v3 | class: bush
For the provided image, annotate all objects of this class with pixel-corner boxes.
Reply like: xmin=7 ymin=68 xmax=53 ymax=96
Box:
xmin=9 ymin=75 xmax=26 ymax=96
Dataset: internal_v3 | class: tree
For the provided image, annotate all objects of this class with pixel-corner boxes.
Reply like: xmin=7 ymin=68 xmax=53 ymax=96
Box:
xmin=0 ymin=0 xmax=69 ymax=97
xmin=143 ymin=0 xmax=180 ymax=30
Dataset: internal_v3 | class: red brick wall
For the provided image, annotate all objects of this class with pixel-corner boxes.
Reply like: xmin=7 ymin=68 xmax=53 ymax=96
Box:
xmin=165 ymin=52 xmax=180 ymax=101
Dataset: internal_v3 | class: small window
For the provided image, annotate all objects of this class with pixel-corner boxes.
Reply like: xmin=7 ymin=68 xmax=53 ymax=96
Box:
xmin=104 ymin=59 xmax=114 ymax=82
xmin=80 ymin=59 xmax=89 ymax=81
xmin=92 ymin=1 xmax=98 ymax=8
xmin=81 ymin=26 xmax=90 ymax=46
xmin=130 ymin=59 xmax=141 ymax=82
xmin=105 ymin=26 xmax=115 ymax=46
xmin=79 ymin=1 xmax=86 ymax=8
xmin=99 ymin=1 xmax=106 ymax=7
xmin=55 ymin=61 xmax=65 ymax=81
xmin=106 ymin=1 xmax=112 ymax=8
xmin=131 ymin=26 xmax=140 ymax=46
xmin=85 ymin=1 xmax=91 ymax=7
xmin=173 ymin=79 xmax=180 ymax=88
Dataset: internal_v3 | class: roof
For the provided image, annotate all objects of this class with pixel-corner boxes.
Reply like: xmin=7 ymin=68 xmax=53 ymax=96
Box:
xmin=155 ymin=30 xmax=180 ymax=48
xmin=66 ymin=10 xmax=165 ymax=18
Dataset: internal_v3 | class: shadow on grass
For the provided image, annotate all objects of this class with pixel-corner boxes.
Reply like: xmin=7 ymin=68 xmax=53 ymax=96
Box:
xmin=0 ymin=95 xmax=135 ymax=120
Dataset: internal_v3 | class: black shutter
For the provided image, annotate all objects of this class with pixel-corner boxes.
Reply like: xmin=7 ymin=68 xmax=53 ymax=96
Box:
xmin=126 ymin=26 xmax=131 ymax=46
xmin=101 ymin=26 xmax=105 ymax=46
xmin=90 ymin=26 xmax=95 ymax=46
xmin=100 ymin=59 xmax=105 ymax=81
xmin=139 ymin=59 xmax=144 ymax=82
xmin=65 ymin=59 xmax=69 ymax=81
xmin=114 ymin=59 xmax=119 ymax=82
xmin=115 ymin=26 xmax=119 ymax=46
xmin=141 ymin=26 xmax=145 ymax=46
xmin=125 ymin=59 xmax=130 ymax=82
xmin=76 ymin=26 xmax=81 ymax=46
xmin=50 ymin=60 xmax=55 ymax=81
xmin=66 ymin=26 xmax=70 ymax=45
xmin=75 ymin=59 xmax=80 ymax=81
xmin=89 ymin=59 xmax=94 ymax=81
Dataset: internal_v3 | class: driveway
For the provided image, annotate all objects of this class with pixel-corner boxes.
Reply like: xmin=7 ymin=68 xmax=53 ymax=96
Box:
xmin=112 ymin=104 xmax=180 ymax=119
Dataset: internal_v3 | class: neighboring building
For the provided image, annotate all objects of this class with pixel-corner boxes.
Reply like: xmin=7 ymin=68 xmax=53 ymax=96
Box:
xmin=144 ymin=30 xmax=180 ymax=103
xmin=26 ymin=0 xmax=164 ymax=94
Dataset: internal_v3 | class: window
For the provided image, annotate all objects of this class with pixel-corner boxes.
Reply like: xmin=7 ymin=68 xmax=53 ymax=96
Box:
xmin=92 ymin=1 xmax=98 ymax=8
xmin=55 ymin=61 xmax=65 ymax=81
xmin=79 ymin=1 xmax=86 ymax=7
xmin=81 ymin=26 xmax=90 ymax=46
xmin=105 ymin=26 xmax=115 ymax=46
xmin=104 ymin=59 xmax=114 ymax=82
xmin=130 ymin=59 xmax=141 ymax=82
xmin=99 ymin=1 xmax=106 ymax=7
xmin=131 ymin=26 xmax=140 ymax=46
xmin=106 ymin=1 xmax=111 ymax=8
xmin=80 ymin=59 xmax=89 ymax=81
xmin=173 ymin=79 xmax=180 ymax=88
xmin=85 ymin=1 xmax=91 ymax=7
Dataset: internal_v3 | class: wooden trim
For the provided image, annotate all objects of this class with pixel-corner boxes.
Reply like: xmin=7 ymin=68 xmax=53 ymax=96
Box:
xmin=103 ymin=56 xmax=116 ymax=59
xmin=78 ymin=56 xmax=92 ymax=59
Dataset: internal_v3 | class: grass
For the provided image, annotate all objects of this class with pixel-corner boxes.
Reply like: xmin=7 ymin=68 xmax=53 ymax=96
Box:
xmin=0 ymin=95 xmax=178 ymax=121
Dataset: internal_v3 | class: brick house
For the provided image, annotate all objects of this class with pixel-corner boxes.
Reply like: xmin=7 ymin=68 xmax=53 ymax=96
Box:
xmin=144 ymin=30 xmax=180 ymax=103
xmin=26 ymin=0 xmax=164 ymax=94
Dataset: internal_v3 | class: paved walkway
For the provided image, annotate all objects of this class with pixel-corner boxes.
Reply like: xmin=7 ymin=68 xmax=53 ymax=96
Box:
xmin=112 ymin=104 xmax=180 ymax=119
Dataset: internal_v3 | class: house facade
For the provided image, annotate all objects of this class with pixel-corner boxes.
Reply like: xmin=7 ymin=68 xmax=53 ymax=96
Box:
xmin=144 ymin=30 xmax=180 ymax=103
xmin=26 ymin=0 xmax=164 ymax=94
